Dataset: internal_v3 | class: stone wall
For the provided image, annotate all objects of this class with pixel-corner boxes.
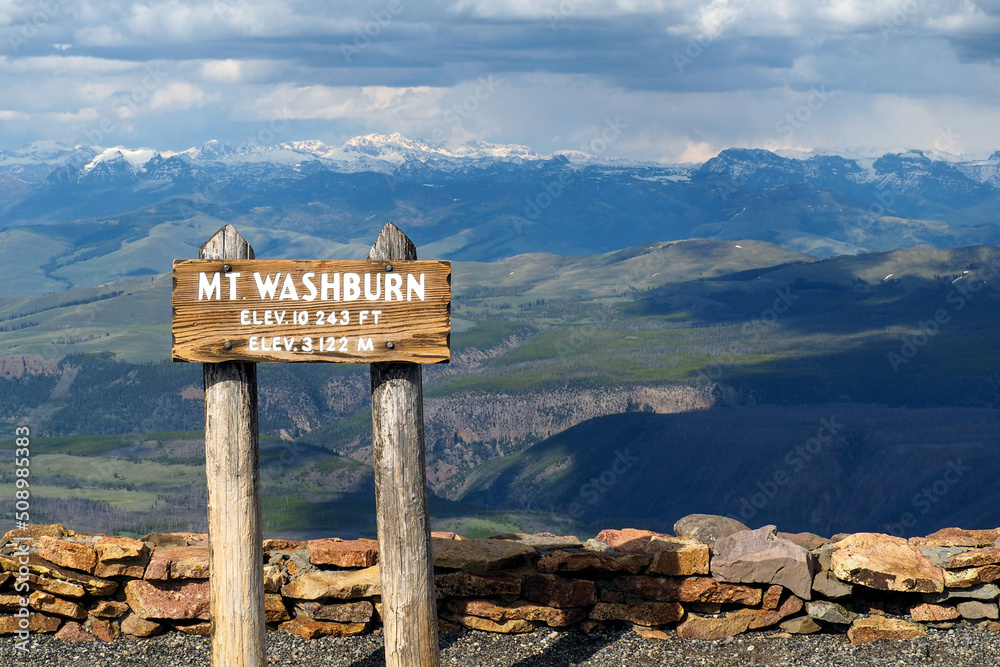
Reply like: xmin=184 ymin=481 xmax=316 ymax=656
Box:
xmin=1 ymin=517 xmax=999 ymax=644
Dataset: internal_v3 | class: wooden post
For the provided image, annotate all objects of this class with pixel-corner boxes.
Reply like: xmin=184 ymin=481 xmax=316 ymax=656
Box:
xmin=369 ymin=223 xmax=441 ymax=667
xmin=200 ymin=225 xmax=265 ymax=667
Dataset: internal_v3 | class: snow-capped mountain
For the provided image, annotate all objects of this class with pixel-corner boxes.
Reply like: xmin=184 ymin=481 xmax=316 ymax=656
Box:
xmin=1 ymin=134 xmax=1000 ymax=264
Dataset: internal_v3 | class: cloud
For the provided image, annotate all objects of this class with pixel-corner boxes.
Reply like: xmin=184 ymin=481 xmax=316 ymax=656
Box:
xmin=0 ymin=0 xmax=997 ymax=160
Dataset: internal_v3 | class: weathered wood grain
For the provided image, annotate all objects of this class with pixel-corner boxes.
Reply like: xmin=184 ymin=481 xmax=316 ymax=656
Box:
xmin=200 ymin=225 xmax=265 ymax=667
xmin=172 ymin=259 xmax=450 ymax=364
xmin=369 ymin=223 xmax=441 ymax=667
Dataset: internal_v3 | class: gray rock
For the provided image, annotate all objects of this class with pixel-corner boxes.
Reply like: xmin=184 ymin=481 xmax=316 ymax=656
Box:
xmin=806 ymin=600 xmax=858 ymax=625
xmin=923 ymin=583 xmax=1000 ymax=603
xmin=918 ymin=546 xmax=969 ymax=569
xmin=673 ymin=514 xmax=749 ymax=547
xmin=956 ymin=601 xmax=999 ymax=620
xmin=812 ymin=570 xmax=853 ymax=599
xmin=710 ymin=525 xmax=815 ymax=600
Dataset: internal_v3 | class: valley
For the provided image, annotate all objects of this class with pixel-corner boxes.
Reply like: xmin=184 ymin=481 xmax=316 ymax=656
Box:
xmin=2 ymin=236 xmax=999 ymax=539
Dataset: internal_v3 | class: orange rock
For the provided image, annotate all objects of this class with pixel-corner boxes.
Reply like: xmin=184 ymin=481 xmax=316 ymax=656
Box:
xmin=306 ymin=538 xmax=379 ymax=568
xmin=677 ymin=613 xmax=751 ymax=640
xmin=944 ymin=565 xmax=1000 ymax=589
xmin=0 ymin=612 xmax=61 ymax=634
xmin=144 ymin=546 xmax=210 ymax=580
xmin=264 ymin=594 xmax=290 ymax=623
xmin=37 ymin=537 xmax=97 ymax=574
xmin=28 ymin=591 xmax=86 ymax=620
xmin=910 ymin=527 xmax=1000 ymax=548
xmin=910 ymin=603 xmax=960 ymax=622
xmin=278 ymin=618 xmax=367 ymax=640
xmin=94 ymin=536 xmax=149 ymax=562
xmin=949 ymin=548 xmax=1000 ymax=569
xmin=594 ymin=528 xmax=663 ymax=554
xmin=848 ymin=616 xmax=927 ymax=644
xmin=120 ymin=613 xmax=162 ymax=637
xmin=590 ymin=601 xmax=684 ymax=626
xmin=831 ymin=533 xmax=944 ymax=593
xmin=89 ymin=600 xmax=129 ymax=619
xmin=90 ymin=617 xmax=120 ymax=642
xmin=647 ymin=537 xmax=710 ymax=576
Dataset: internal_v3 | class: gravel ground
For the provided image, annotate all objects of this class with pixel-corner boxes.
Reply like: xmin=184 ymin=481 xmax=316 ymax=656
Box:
xmin=1 ymin=624 xmax=999 ymax=667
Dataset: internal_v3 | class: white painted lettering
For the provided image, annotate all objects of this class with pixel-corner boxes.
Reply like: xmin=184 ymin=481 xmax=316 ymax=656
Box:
xmin=278 ymin=273 xmax=300 ymax=300
xmin=254 ymin=272 xmax=281 ymax=299
xmin=407 ymin=273 xmax=425 ymax=301
xmin=344 ymin=273 xmax=361 ymax=301
xmin=302 ymin=272 xmax=318 ymax=301
xmin=386 ymin=273 xmax=403 ymax=301
xmin=198 ymin=272 xmax=221 ymax=300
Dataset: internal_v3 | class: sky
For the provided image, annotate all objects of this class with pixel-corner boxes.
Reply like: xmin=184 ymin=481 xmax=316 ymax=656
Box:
xmin=0 ymin=0 xmax=998 ymax=163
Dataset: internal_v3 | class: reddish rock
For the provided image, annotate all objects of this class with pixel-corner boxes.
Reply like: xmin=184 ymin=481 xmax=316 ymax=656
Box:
xmin=598 ymin=588 xmax=624 ymax=603
xmin=124 ymin=579 xmax=210 ymax=620
xmin=144 ymin=546 xmax=210 ymax=580
xmin=90 ymin=617 xmax=120 ymax=642
xmin=910 ymin=603 xmax=961 ymax=622
xmin=762 ymin=585 xmax=784 ymax=610
xmin=312 ymin=601 xmax=374 ymax=624
xmin=778 ymin=532 xmax=830 ymax=551
xmin=594 ymin=529 xmax=662 ymax=554
xmin=537 ymin=549 xmax=648 ymax=575
xmin=430 ymin=531 xmax=459 ymax=540
xmin=54 ymin=621 xmax=95 ymax=642
xmin=911 ymin=528 xmax=1000 ymax=548
xmin=265 ymin=594 xmax=291 ymax=623
xmin=676 ymin=613 xmax=752 ymax=640
xmin=831 ymin=533 xmax=944 ymax=593
xmin=306 ymin=538 xmax=379 ymax=568
xmin=646 ymin=537 xmax=710 ymax=576
xmin=848 ymin=616 xmax=927 ymax=644
xmin=279 ymin=618 xmax=367 ymax=640
xmin=590 ymin=601 xmax=684 ymax=626
xmin=617 ymin=575 xmax=763 ymax=606
xmin=434 ymin=572 xmax=522 ymax=598
xmin=120 ymin=613 xmax=162 ymax=638
xmin=949 ymin=549 xmax=1000 ymax=569
xmin=89 ymin=600 xmax=129 ymax=619
xmin=523 ymin=574 xmax=597 ymax=608
xmin=711 ymin=525 xmax=815 ymax=600
xmin=37 ymin=537 xmax=98 ymax=574
xmin=28 ymin=591 xmax=86 ymax=620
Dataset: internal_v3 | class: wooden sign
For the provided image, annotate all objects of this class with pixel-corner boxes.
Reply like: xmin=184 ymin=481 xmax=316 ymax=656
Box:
xmin=172 ymin=259 xmax=451 ymax=364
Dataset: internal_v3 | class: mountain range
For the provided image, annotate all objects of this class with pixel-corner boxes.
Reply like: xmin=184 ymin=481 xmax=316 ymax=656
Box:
xmin=2 ymin=134 xmax=1000 ymax=288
